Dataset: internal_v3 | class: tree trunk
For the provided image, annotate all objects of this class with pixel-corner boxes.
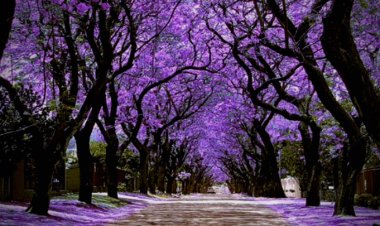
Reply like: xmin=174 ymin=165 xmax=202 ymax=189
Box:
xmin=306 ymin=164 xmax=321 ymax=206
xmin=75 ymin=132 xmax=93 ymax=204
xmin=139 ymin=149 xmax=149 ymax=194
xmin=166 ymin=176 xmax=175 ymax=194
xmin=157 ymin=143 xmax=170 ymax=193
xmin=334 ymin=138 xmax=367 ymax=215
xmin=0 ymin=0 xmax=15 ymax=61
xmin=27 ymin=155 xmax=54 ymax=215
xmin=75 ymin=92 xmax=103 ymax=203
xmin=242 ymin=151 xmax=255 ymax=196
xmin=148 ymin=169 xmax=156 ymax=194
xmin=253 ymin=120 xmax=286 ymax=198
xmin=247 ymin=181 xmax=254 ymax=196
xmin=106 ymin=141 xmax=118 ymax=198
xmin=157 ymin=168 xmax=165 ymax=193
xmin=321 ymin=0 xmax=380 ymax=149
xmin=27 ymin=131 xmax=69 ymax=215
xmin=173 ymin=178 xmax=178 ymax=193
xmin=265 ymin=0 xmax=367 ymax=212
xmin=299 ymin=122 xmax=322 ymax=206
xmin=182 ymin=180 xmax=190 ymax=195
xmin=254 ymin=168 xmax=285 ymax=198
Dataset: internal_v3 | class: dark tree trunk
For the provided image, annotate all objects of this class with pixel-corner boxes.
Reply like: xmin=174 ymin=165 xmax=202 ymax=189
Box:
xmin=182 ymin=181 xmax=189 ymax=195
xmin=148 ymin=169 xmax=156 ymax=194
xmin=27 ymin=154 xmax=54 ymax=215
xmin=321 ymin=0 xmax=380 ymax=149
xmin=0 ymin=0 xmax=15 ymax=61
xmin=235 ymin=181 xmax=241 ymax=193
xmin=242 ymin=151 xmax=255 ymax=196
xmin=166 ymin=176 xmax=175 ymax=194
xmin=106 ymin=138 xmax=118 ymax=198
xmin=75 ymin=94 xmax=103 ymax=203
xmin=157 ymin=142 xmax=170 ymax=193
xmin=253 ymin=120 xmax=286 ymax=198
xmin=27 ymin=134 xmax=68 ymax=215
xmin=172 ymin=178 xmax=178 ymax=193
xmin=26 ymin=130 xmax=70 ymax=215
xmin=246 ymin=182 xmax=254 ymax=196
xmin=75 ymin=132 xmax=93 ymax=204
xmin=157 ymin=168 xmax=166 ymax=193
xmin=299 ymin=122 xmax=322 ymax=206
xmin=334 ymin=138 xmax=367 ymax=215
xmin=306 ymin=164 xmax=321 ymax=206
xmin=139 ymin=149 xmax=149 ymax=194
xmin=254 ymin=166 xmax=285 ymax=198
xmin=262 ymin=0 xmax=366 ymax=215
xmin=190 ymin=179 xmax=197 ymax=193
xmin=96 ymin=82 xmax=119 ymax=199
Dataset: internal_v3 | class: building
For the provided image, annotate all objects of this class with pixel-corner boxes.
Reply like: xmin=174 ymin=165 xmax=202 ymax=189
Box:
xmin=0 ymin=160 xmax=65 ymax=201
xmin=66 ymin=163 xmax=126 ymax=192
xmin=356 ymin=167 xmax=380 ymax=196
xmin=0 ymin=161 xmax=31 ymax=201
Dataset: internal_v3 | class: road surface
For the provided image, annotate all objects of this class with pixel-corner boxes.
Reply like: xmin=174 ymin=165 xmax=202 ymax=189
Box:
xmin=109 ymin=193 xmax=288 ymax=226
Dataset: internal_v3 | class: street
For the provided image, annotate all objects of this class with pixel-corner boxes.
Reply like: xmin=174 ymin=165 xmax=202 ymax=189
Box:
xmin=109 ymin=194 xmax=288 ymax=226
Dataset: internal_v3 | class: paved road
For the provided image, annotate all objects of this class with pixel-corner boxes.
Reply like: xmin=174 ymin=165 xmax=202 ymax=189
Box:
xmin=109 ymin=194 xmax=288 ymax=226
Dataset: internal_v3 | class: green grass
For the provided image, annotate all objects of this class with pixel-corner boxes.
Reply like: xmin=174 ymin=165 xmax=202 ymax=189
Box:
xmin=53 ymin=193 xmax=129 ymax=208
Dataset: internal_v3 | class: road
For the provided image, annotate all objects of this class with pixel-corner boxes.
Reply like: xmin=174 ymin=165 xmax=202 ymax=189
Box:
xmin=109 ymin=194 xmax=288 ymax=226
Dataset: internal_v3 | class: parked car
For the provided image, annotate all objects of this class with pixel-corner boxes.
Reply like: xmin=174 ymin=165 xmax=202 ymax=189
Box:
xmin=207 ymin=187 xmax=216 ymax=194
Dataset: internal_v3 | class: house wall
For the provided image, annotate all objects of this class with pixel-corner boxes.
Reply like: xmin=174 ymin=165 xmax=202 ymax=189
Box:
xmin=66 ymin=167 xmax=80 ymax=192
xmin=66 ymin=164 xmax=126 ymax=192
xmin=0 ymin=161 xmax=28 ymax=201
xmin=0 ymin=177 xmax=11 ymax=200
xmin=93 ymin=163 xmax=105 ymax=188
xmin=357 ymin=167 xmax=380 ymax=196
xmin=11 ymin=161 xmax=25 ymax=200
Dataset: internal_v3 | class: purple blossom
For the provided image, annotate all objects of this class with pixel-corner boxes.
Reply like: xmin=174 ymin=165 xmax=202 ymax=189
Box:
xmin=76 ymin=3 xmax=91 ymax=16
xmin=51 ymin=0 xmax=64 ymax=5
xmin=101 ymin=3 xmax=111 ymax=11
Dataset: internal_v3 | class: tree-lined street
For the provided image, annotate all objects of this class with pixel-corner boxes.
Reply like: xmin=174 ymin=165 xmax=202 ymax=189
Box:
xmin=0 ymin=0 xmax=379 ymax=223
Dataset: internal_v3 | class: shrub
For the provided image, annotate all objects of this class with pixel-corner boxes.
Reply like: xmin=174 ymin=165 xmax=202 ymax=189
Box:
xmin=354 ymin=193 xmax=380 ymax=209
xmin=117 ymin=183 xmax=127 ymax=192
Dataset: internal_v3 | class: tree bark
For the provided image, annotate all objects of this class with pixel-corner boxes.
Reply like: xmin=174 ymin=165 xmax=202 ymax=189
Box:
xmin=266 ymin=0 xmax=368 ymax=215
xmin=157 ymin=168 xmax=166 ymax=193
xmin=27 ymin=154 xmax=54 ymax=215
xmin=254 ymin=167 xmax=285 ymax=198
xmin=253 ymin=120 xmax=285 ymax=198
xmin=27 ymin=136 xmax=68 ymax=215
xmin=75 ymin=91 xmax=104 ymax=203
xmin=321 ymin=0 xmax=380 ymax=149
xmin=0 ymin=0 xmax=15 ymax=61
xmin=334 ymin=137 xmax=367 ymax=215
xmin=242 ymin=151 xmax=255 ymax=196
xmin=148 ymin=168 xmax=156 ymax=194
xmin=299 ymin=122 xmax=322 ymax=206
xmin=157 ymin=141 xmax=170 ymax=193
xmin=139 ymin=149 xmax=149 ymax=194
xmin=75 ymin=131 xmax=93 ymax=204
xmin=106 ymin=136 xmax=118 ymax=198
xmin=166 ymin=176 xmax=176 ymax=194
xmin=182 ymin=180 xmax=190 ymax=195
